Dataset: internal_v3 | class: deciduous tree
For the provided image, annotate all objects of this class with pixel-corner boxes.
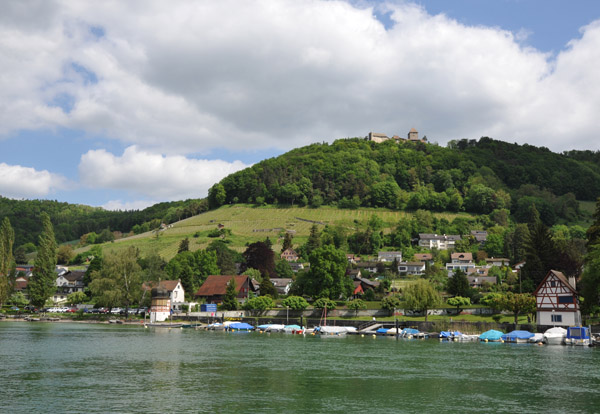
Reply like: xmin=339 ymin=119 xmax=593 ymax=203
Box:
xmin=28 ymin=213 xmax=57 ymax=309
xmin=403 ymin=279 xmax=441 ymax=322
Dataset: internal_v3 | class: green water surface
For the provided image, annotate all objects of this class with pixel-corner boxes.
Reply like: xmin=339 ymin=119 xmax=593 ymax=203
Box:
xmin=1 ymin=322 xmax=599 ymax=413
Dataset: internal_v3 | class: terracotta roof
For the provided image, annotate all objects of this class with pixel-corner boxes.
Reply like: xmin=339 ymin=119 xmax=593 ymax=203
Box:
xmin=409 ymin=128 xmax=417 ymax=132
xmin=195 ymin=275 xmax=248 ymax=297
xmin=451 ymin=252 xmax=473 ymax=261
xmin=414 ymin=253 xmax=433 ymax=261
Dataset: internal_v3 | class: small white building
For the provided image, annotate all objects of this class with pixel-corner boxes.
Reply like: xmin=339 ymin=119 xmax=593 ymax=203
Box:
xmin=534 ymin=270 xmax=582 ymax=327
xmin=398 ymin=262 xmax=426 ymax=276
xmin=143 ymin=280 xmax=185 ymax=312
xmin=446 ymin=252 xmax=475 ymax=274
xmin=418 ymin=234 xmax=461 ymax=250
xmin=377 ymin=251 xmax=402 ymax=263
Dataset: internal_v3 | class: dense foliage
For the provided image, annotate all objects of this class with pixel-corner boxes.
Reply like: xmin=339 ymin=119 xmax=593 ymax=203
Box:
xmin=0 ymin=196 xmax=208 ymax=247
xmin=210 ymin=137 xmax=595 ymax=226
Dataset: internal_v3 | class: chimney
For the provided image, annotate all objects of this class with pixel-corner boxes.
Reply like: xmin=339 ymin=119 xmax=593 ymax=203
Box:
xmin=568 ymin=276 xmax=576 ymax=290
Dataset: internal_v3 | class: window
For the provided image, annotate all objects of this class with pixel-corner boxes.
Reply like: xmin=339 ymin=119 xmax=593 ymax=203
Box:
xmin=558 ymin=296 xmax=574 ymax=304
xmin=551 ymin=314 xmax=562 ymax=323
xmin=550 ymin=281 xmax=556 ymax=287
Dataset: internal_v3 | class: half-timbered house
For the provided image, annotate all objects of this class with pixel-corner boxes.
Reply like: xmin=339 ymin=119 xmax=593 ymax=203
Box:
xmin=534 ymin=270 xmax=581 ymax=327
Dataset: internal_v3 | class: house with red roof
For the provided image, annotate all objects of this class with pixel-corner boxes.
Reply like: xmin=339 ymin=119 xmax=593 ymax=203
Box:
xmin=194 ymin=275 xmax=251 ymax=304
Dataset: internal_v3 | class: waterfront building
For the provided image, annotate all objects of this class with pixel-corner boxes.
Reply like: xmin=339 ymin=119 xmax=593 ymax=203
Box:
xmin=534 ymin=270 xmax=582 ymax=327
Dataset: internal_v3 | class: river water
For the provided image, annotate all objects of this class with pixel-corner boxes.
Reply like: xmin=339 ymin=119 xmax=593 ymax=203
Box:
xmin=1 ymin=322 xmax=599 ymax=413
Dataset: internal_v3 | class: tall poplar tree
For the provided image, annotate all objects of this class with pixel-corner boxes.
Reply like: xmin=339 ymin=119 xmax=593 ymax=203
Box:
xmin=0 ymin=217 xmax=15 ymax=306
xmin=28 ymin=213 xmax=57 ymax=308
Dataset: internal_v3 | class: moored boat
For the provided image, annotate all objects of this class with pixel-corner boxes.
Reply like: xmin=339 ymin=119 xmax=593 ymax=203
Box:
xmin=479 ymin=329 xmax=504 ymax=342
xmin=528 ymin=333 xmax=544 ymax=343
xmin=564 ymin=326 xmax=590 ymax=346
xmin=543 ymin=327 xmax=567 ymax=345
xmin=501 ymin=330 xmax=534 ymax=343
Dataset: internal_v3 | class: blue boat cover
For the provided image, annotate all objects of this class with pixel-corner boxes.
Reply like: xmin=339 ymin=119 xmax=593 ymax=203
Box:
xmin=285 ymin=325 xmax=302 ymax=330
xmin=501 ymin=330 xmax=534 ymax=341
xmin=229 ymin=322 xmax=255 ymax=330
xmin=566 ymin=326 xmax=590 ymax=339
xmin=479 ymin=329 xmax=504 ymax=341
xmin=258 ymin=324 xmax=273 ymax=330
xmin=401 ymin=328 xmax=420 ymax=335
xmin=376 ymin=328 xmax=389 ymax=334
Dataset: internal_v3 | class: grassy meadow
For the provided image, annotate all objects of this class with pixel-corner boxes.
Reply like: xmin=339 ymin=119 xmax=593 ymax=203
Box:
xmin=84 ymin=204 xmax=473 ymax=260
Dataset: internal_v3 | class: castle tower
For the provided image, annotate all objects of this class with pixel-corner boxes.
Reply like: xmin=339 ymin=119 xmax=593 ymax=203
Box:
xmin=408 ymin=128 xmax=418 ymax=141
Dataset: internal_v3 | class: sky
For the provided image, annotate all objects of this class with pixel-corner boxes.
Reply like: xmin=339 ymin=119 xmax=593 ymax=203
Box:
xmin=2 ymin=0 xmax=600 ymax=210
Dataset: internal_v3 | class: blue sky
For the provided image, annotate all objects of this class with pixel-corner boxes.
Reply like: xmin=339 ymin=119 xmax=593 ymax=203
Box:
xmin=1 ymin=0 xmax=600 ymax=210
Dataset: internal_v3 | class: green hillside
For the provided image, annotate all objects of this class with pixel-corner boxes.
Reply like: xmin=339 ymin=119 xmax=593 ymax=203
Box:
xmin=90 ymin=204 xmax=473 ymax=261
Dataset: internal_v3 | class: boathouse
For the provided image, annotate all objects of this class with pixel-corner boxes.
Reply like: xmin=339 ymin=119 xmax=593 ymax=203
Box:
xmin=534 ymin=270 xmax=582 ymax=327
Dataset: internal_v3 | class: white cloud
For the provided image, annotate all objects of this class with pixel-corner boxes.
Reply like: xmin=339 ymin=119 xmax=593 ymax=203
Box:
xmin=0 ymin=163 xmax=66 ymax=199
xmin=1 ymin=0 xmax=600 ymax=158
xmin=101 ymin=199 xmax=158 ymax=211
xmin=78 ymin=146 xmax=249 ymax=200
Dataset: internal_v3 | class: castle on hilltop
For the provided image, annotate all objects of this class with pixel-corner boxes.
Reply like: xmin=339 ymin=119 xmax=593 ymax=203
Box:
xmin=367 ymin=128 xmax=427 ymax=143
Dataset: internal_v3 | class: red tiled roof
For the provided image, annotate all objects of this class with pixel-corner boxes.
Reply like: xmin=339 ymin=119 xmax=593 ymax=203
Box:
xmin=195 ymin=275 xmax=248 ymax=297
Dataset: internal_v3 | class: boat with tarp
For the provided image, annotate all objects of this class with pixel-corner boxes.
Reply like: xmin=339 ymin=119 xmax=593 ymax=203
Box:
xmin=227 ymin=322 xmax=255 ymax=331
xmin=564 ymin=326 xmax=590 ymax=346
xmin=501 ymin=330 xmax=534 ymax=343
xmin=479 ymin=329 xmax=504 ymax=342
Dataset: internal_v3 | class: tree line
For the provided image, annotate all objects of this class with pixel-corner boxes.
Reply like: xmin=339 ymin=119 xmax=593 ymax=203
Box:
xmin=209 ymin=137 xmax=594 ymax=227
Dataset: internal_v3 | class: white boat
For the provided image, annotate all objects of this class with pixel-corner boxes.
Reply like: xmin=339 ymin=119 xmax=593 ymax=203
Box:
xmin=543 ymin=327 xmax=567 ymax=345
xmin=528 ymin=333 xmax=545 ymax=343
xmin=456 ymin=334 xmax=479 ymax=342
xmin=315 ymin=326 xmax=357 ymax=335
xmin=265 ymin=324 xmax=286 ymax=332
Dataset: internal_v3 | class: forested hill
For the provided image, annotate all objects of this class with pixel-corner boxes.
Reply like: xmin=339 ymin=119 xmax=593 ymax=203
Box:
xmin=210 ymin=137 xmax=600 ymax=225
xmin=0 ymin=197 xmax=208 ymax=247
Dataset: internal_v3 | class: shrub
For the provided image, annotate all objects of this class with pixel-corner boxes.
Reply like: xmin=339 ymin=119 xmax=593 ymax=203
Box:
xmin=281 ymin=296 xmax=309 ymax=311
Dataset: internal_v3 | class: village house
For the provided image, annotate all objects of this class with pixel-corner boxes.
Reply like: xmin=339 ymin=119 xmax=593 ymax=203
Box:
xmin=377 ymin=251 xmax=402 ymax=263
xmin=470 ymin=230 xmax=488 ymax=245
xmin=534 ymin=270 xmax=582 ymax=327
xmin=352 ymin=276 xmax=380 ymax=298
xmin=445 ymin=252 xmax=475 ymax=274
xmin=485 ymin=257 xmax=510 ymax=267
xmin=270 ymin=278 xmax=293 ymax=296
xmin=53 ymin=270 xmax=86 ymax=304
xmin=346 ymin=254 xmax=359 ymax=264
xmin=289 ymin=262 xmax=305 ymax=273
xmin=194 ymin=275 xmax=251 ymax=304
xmin=418 ymin=233 xmax=461 ymax=250
xmin=356 ymin=261 xmax=379 ymax=274
xmin=347 ymin=269 xmax=362 ymax=280
xmin=280 ymin=248 xmax=299 ymax=262
xmin=143 ymin=280 xmax=186 ymax=311
xmin=397 ymin=261 xmax=426 ymax=276
xmin=466 ymin=268 xmax=497 ymax=288
xmin=413 ymin=253 xmax=433 ymax=264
